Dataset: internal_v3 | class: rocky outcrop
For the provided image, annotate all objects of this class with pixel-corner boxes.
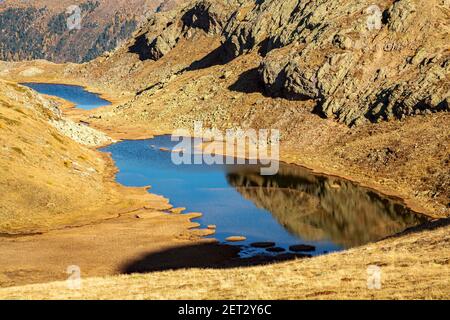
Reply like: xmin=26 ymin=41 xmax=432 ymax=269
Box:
xmin=220 ymin=0 xmax=450 ymax=125
xmin=49 ymin=118 xmax=113 ymax=146
xmin=123 ymin=0 xmax=449 ymax=125
xmin=129 ymin=0 xmax=240 ymax=61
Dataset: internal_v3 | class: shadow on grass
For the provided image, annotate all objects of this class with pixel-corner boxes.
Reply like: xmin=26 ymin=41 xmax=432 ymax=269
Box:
xmin=121 ymin=242 xmax=309 ymax=274
xmin=120 ymin=218 xmax=450 ymax=274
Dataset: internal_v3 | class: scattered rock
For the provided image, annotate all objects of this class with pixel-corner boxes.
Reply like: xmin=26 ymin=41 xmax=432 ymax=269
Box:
xmin=226 ymin=236 xmax=246 ymax=242
xmin=49 ymin=119 xmax=113 ymax=147
xmin=219 ymin=71 xmax=232 ymax=79
xmin=266 ymin=247 xmax=286 ymax=253
xmin=250 ymin=242 xmax=276 ymax=248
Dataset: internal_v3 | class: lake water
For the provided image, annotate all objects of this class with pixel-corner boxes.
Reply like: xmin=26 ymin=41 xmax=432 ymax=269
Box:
xmin=22 ymin=82 xmax=111 ymax=110
xmin=25 ymin=83 xmax=427 ymax=257
xmin=101 ymin=136 xmax=427 ymax=257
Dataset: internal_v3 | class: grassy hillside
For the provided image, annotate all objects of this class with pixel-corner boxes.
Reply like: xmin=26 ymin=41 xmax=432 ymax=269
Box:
xmin=1 ymin=219 xmax=448 ymax=299
xmin=0 ymin=79 xmax=166 ymax=234
xmin=0 ymin=0 xmax=448 ymax=300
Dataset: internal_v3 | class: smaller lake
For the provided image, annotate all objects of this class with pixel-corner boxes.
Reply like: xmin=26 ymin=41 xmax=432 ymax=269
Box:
xmin=21 ymin=83 xmax=111 ymax=110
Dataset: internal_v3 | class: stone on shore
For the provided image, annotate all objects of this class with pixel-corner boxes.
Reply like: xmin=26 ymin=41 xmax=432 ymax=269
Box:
xmin=226 ymin=236 xmax=246 ymax=242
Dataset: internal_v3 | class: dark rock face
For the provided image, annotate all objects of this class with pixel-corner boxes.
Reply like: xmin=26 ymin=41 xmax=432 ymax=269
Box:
xmin=129 ymin=0 xmax=240 ymax=61
xmin=219 ymin=0 xmax=449 ymax=125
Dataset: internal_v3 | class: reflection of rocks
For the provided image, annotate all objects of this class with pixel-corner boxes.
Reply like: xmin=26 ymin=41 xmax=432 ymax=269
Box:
xmin=227 ymin=165 xmax=427 ymax=248
xmin=266 ymin=247 xmax=285 ymax=253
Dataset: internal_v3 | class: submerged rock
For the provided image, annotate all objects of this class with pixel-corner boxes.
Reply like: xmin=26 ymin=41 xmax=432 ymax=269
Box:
xmin=289 ymin=244 xmax=316 ymax=252
xmin=226 ymin=236 xmax=246 ymax=242
xmin=266 ymin=247 xmax=286 ymax=253
xmin=250 ymin=242 xmax=276 ymax=248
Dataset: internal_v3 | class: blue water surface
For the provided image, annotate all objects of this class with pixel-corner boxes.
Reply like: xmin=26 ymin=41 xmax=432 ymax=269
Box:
xmin=101 ymin=136 xmax=425 ymax=257
xmin=22 ymin=82 xmax=111 ymax=110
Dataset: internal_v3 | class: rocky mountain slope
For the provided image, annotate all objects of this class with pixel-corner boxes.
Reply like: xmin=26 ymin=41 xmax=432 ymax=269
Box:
xmin=0 ymin=0 xmax=448 ymax=300
xmin=0 ymin=0 xmax=184 ymax=63
xmin=1 ymin=0 xmax=448 ymax=218
xmin=77 ymin=0 xmax=449 ymax=124
xmin=56 ymin=0 xmax=448 ymax=217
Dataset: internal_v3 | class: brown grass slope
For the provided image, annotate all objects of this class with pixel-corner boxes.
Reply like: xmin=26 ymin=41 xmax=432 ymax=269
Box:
xmin=0 ymin=220 xmax=448 ymax=300
xmin=0 ymin=80 xmax=169 ymax=234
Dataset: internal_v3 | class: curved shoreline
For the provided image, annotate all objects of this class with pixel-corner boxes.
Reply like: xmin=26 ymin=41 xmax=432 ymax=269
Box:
xmin=93 ymin=128 xmax=437 ymax=220
xmin=11 ymin=78 xmax=438 ymax=223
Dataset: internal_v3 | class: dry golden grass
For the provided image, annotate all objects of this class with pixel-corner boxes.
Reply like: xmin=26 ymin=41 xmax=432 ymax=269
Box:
xmin=0 ymin=80 xmax=170 ymax=234
xmin=1 ymin=220 xmax=448 ymax=300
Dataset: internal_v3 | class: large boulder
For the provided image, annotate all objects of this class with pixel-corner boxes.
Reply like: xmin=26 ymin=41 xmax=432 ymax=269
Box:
xmin=221 ymin=0 xmax=450 ymax=125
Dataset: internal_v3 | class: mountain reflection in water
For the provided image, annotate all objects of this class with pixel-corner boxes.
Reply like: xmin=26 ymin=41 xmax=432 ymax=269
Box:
xmin=226 ymin=165 xmax=427 ymax=248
